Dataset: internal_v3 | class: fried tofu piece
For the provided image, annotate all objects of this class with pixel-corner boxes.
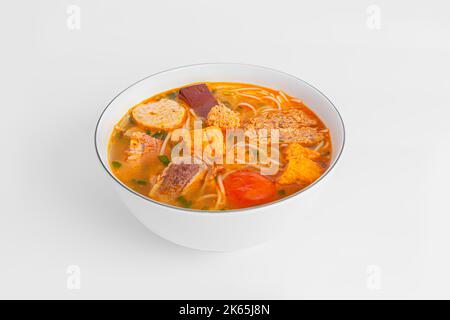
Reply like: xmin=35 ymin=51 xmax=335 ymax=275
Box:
xmin=149 ymin=162 xmax=207 ymax=201
xmin=189 ymin=126 xmax=224 ymax=164
xmin=206 ymin=104 xmax=241 ymax=129
xmin=124 ymin=129 xmax=161 ymax=161
xmin=132 ymin=99 xmax=186 ymax=130
xmin=278 ymin=157 xmax=323 ymax=185
xmin=285 ymin=143 xmax=321 ymax=161
xmin=279 ymin=143 xmax=324 ymax=185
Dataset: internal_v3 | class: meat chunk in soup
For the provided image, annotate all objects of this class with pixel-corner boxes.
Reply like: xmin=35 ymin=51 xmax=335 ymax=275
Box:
xmin=179 ymin=84 xmax=218 ymax=117
xmin=206 ymin=104 xmax=241 ymax=129
xmin=247 ymin=109 xmax=317 ymax=130
xmin=124 ymin=129 xmax=161 ymax=161
xmin=149 ymin=162 xmax=207 ymax=201
xmin=245 ymin=109 xmax=323 ymax=144
xmin=278 ymin=127 xmax=324 ymax=145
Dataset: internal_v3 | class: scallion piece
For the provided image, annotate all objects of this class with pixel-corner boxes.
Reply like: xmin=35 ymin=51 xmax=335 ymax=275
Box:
xmin=177 ymin=196 xmax=192 ymax=208
xmin=111 ymin=161 xmax=122 ymax=169
xmin=158 ymin=155 xmax=170 ymax=166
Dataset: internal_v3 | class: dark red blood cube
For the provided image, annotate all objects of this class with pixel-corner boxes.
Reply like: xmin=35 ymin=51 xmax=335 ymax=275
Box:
xmin=179 ymin=84 xmax=218 ymax=117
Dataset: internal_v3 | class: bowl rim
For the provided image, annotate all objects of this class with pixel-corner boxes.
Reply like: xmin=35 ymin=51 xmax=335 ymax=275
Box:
xmin=94 ymin=62 xmax=346 ymax=215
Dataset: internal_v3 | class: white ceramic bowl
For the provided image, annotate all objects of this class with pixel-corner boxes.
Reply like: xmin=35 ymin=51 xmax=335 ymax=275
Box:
xmin=95 ymin=63 xmax=345 ymax=251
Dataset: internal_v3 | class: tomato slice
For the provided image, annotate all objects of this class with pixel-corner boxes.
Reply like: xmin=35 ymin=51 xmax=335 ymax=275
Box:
xmin=223 ymin=170 xmax=276 ymax=209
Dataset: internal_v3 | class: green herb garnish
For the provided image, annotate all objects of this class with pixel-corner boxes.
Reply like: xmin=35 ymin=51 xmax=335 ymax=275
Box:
xmin=111 ymin=161 xmax=122 ymax=169
xmin=177 ymin=196 xmax=192 ymax=208
xmin=132 ymin=179 xmax=147 ymax=186
xmin=277 ymin=189 xmax=286 ymax=196
xmin=146 ymin=130 xmax=152 ymax=136
xmin=158 ymin=155 xmax=170 ymax=166
xmin=153 ymin=131 xmax=167 ymax=140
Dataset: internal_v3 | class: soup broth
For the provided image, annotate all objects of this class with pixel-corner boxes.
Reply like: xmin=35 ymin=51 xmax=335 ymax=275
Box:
xmin=108 ymin=82 xmax=332 ymax=210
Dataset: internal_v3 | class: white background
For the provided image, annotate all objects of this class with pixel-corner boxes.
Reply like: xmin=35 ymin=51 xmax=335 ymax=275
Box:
xmin=1 ymin=0 xmax=449 ymax=299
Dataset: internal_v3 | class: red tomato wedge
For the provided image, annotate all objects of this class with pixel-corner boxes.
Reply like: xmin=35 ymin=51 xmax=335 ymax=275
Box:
xmin=223 ymin=171 xmax=276 ymax=209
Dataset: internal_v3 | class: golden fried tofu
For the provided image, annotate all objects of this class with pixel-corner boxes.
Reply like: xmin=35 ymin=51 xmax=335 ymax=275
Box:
xmin=190 ymin=126 xmax=224 ymax=164
xmin=206 ymin=104 xmax=240 ymax=129
xmin=285 ymin=143 xmax=321 ymax=161
xmin=278 ymin=157 xmax=323 ymax=185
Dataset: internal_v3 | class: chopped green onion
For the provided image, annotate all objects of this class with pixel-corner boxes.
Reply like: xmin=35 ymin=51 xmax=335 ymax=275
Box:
xmin=153 ymin=131 xmax=167 ymax=139
xmin=132 ymin=179 xmax=147 ymax=186
xmin=158 ymin=155 xmax=170 ymax=166
xmin=111 ymin=161 xmax=122 ymax=169
xmin=277 ymin=189 xmax=286 ymax=196
xmin=177 ymin=196 xmax=192 ymax=208
xmin=146 ymin=130 xmax=152 ymax=135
